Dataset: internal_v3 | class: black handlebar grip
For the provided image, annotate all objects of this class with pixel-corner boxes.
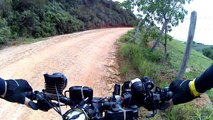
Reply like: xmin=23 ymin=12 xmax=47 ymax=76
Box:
xmin=24 ymin=97 xmax=39 ymax=110
xmin=59 ymin=96 xmax=70 ymax=105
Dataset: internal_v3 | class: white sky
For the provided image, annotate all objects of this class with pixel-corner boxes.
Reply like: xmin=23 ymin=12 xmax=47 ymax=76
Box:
xmin=113 ymin=0 xmax=213 ymax=45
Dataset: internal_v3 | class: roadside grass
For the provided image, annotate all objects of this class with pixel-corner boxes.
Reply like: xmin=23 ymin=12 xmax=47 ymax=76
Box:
xmin=119 ymin=42 xmax=164 ymax=84
xmin=168 ymin=40 xmax=212 ymax=79
xmin=15 ymin=37 xmax=45 ymax=44
xmin=118 ymin=30 xmax=213 ymax=120
xmin=168 ymin=39 xmax=213 ymax=102
xmin=160 ymin=103 xmax=213 ymax=120
xmin=139 ymin=103 xmax=212 ymax=120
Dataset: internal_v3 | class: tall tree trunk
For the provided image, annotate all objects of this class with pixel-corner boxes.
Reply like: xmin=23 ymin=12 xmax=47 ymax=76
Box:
xmin=164 ymin=25 xmax=168 ymax=60
xmin=133 ymin=19 xmax=142 ymax=44
xmin=151 ymin=19 xmax=169 ymax=52
xmin=177 ymin=11 xmax=197 ymax=80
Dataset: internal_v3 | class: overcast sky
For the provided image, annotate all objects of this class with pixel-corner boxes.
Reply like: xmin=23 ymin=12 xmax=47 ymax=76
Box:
xmin=113 ymin=0 xmax=213 ymax=45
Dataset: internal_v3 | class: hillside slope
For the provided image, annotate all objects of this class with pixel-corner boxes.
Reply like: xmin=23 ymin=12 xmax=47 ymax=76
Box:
xmin=66 ymin=0 xmax=136 ymax=29
xmin=0 ymin=0 xmax=136 ymax=45
xmin=168 ymin=40 xmax=213 ymax=79
xmin=119 ymin=31 xmax=213 ymax=119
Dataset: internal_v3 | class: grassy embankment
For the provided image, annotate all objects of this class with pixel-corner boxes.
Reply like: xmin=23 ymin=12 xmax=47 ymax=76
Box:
xmin=118 ymin=30 xmax=213 ymax=120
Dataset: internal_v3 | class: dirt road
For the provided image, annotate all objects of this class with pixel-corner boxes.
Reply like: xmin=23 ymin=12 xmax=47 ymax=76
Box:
xmin=0 ymin=28 xmax=132 ymax=120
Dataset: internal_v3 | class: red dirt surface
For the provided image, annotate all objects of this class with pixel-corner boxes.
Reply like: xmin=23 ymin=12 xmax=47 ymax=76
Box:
xmin=0 ymin=28 xmax=132 ymax=120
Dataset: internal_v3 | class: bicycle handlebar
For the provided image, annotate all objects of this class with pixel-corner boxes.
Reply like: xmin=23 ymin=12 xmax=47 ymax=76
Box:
xmin=25 ymin=75 xmax=173 ymax=120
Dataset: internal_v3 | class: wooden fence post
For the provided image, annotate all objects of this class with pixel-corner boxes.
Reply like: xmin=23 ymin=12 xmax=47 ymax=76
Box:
xmin=176 ymin=11 xmax=197 ymax=80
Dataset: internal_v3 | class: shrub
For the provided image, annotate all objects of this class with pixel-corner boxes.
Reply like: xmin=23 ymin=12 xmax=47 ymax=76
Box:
xmin=0 ymin=18 xmax=11 ymax=45
xmin=202 ymin=47 xmax=213 ymax=60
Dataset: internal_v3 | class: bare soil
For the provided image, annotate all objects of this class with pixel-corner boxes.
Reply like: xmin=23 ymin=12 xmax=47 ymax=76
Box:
xmin=0 ymin=28 xmax=132 ymax=120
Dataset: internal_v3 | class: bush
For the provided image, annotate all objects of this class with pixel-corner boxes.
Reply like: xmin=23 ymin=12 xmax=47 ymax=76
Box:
xmin=0 ymin=18 xmax=11 ymax=45
xmin=202 ymin=47 xmax=213 ymax=60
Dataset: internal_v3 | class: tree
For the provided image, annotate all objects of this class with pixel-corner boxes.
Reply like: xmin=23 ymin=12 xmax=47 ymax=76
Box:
xmin=162 ymin=29 xmax=173 ymax=60
xmin=11 ymin=0 xmax=48 ymax=11
xmin=0 ymin=17 xmax=11 ymax=45
xmin=122 ymin=0 xmax=191 ymax=53
xmin=0 ymin=0 xmax=12 ymax=17
xmin=151 ymin=0 xmax=192 ymax=52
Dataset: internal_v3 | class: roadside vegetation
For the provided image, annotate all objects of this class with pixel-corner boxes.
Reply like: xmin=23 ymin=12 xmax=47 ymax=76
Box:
xmin=118 ymin=29 xmax=213 ymax=120
xmin=0 ymin=0 xmax=136 ymax=47
xmin=118 ymin=1 xmax=212 ymax=119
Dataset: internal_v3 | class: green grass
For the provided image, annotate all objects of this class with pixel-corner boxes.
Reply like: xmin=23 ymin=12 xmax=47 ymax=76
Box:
xmin=161 ymin=103 xmax=213 ymax=120
xmin=119 ymin=42 xmax=164 ymax=83
xmin=167 ymin=39 xmax=213 ymax=102
xmin=168 ymin=40 xmax=212 ymax=79
xmin=118 ymin=30 xmax=213 ymax=120
xmin=192 ymin=42 xmax=213 ymax=52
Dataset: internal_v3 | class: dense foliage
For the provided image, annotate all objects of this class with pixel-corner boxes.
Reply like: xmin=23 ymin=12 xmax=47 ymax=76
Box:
xmin=0 ymin=17 xmax=11 ymax=44
xmin=202 ymin=47 xmax=213 ymax=60
xmin=122 ymin=0 xmax=191 ymax=52
xmin=0 ymin=0 xmax=136 ymax=45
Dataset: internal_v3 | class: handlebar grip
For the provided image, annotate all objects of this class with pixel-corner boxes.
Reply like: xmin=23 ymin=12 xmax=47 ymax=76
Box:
xmin=25 ymin=91 xmax=55 ymax=111
xmin=25 ymin=91 xmax=48 ymax=111
xmin=25 ymin=91 xmax=38 ymax=110
xmin=59 ymin=96 xmax=70 ymax=104
xmin=24 ymin=97 xmax=39 ymax=110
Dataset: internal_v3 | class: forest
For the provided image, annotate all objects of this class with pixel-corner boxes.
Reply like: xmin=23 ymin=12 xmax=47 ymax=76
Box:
xmin=0 ymin=0 xmax=136 ymax=45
